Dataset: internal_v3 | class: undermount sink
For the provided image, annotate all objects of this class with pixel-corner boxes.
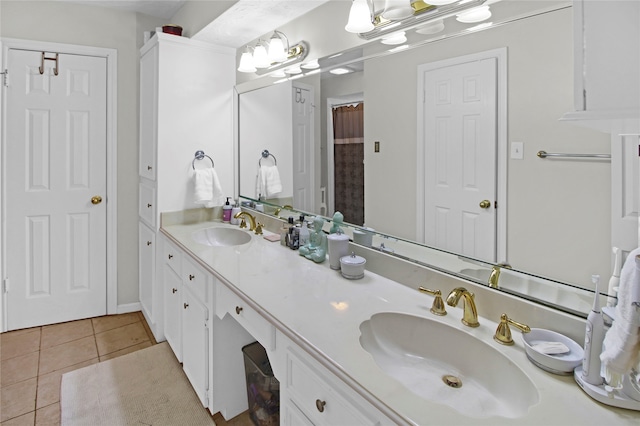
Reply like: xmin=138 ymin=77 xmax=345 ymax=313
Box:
xmin=192 ymin=227 xmax=252 ymax=247
xmin=359 ymin=312 xmax=539 ymax=419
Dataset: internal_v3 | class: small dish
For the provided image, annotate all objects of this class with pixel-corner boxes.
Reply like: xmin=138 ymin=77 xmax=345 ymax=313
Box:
xmin=340 ymin=253 xmax=366 ymax=280
xmin=522 ymin=328 xmax=583 ymax=375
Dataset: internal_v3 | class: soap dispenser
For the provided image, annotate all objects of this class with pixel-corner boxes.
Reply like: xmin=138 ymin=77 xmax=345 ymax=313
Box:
xmin=230 ymin=200 xmax=241 ymax=225
xmin=222 ymin=197 xmax=232 ymax=222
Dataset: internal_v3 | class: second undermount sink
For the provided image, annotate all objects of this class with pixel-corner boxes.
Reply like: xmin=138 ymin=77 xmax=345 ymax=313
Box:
xmin=359 ymin=312 xmax=539 ymax=419
xmin=192 ymin=227 xmax=252 ymax=247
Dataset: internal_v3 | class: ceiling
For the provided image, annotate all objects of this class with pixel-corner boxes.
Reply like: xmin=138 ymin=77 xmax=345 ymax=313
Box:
xmin=65 ymin=0 xmax=330 ymax=48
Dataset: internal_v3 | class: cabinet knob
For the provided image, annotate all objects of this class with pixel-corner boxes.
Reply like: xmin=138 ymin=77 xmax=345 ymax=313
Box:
xmin=235 ymin=306 xmax=243 ymax=315
xmin=147 ymin=165 xmax=152 ymax=171
xmin=172 ymin=288 xmax=177 ymax=294
xmin=184 ymin=302 xmax=189 ymax=309
xmin=146 ymin=241 xmax=152 ymax=246
xmin=189 ymin=274 xmax=195 ymax=281
xmin=315 ymin=399 xmax=326 ymax=413
xmin=168 ymin=254 xmax=173 ymax=259
xmin=147 ymin=203 xmax=152 ymax=208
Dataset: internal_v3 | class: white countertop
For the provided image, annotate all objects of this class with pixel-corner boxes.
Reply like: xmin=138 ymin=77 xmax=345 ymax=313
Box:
xmin=162 ymin=220 xmax=639 ymax=425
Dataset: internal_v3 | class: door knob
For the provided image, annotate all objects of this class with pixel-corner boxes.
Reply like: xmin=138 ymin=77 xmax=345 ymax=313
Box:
xmin=479 ymin=200 xmax=491 ymax=209
xmin=91 ymin=196 xmax=103 ymax=205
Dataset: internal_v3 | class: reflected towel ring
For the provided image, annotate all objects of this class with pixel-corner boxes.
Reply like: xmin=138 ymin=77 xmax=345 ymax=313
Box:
xmin=259 ymin=149 xmax=277 ymax=166
xmin=192 ymin=150 xmax=215 ymax=169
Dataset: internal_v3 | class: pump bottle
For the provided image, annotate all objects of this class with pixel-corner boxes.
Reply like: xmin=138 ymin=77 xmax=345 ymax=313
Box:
xmin=582 ymin=274 xmax=605 ymax=385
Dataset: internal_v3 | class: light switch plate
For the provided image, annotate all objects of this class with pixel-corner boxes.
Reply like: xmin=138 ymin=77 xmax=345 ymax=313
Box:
xmin=511 ymin=142 xmax=524 ymax=160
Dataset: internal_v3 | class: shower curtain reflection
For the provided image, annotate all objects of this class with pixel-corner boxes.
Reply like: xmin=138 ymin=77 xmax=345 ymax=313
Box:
xmin=332 ymin=103 xmax=365 ymax=225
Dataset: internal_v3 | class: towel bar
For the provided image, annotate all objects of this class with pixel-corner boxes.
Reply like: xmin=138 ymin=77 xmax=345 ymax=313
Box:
xmin=192 ymin=150 xmax=214 ymax=169
xmin=537 ymin=150 xmax=611 ymax=159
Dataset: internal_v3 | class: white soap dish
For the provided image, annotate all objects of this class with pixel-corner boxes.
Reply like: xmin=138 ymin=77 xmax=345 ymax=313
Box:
xmin=522 ymin=328 xmax=583 ymax=375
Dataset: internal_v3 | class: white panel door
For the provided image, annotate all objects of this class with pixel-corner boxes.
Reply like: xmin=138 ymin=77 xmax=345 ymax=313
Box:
xmin=4 ymin=49 xmax=107 ymax=330
xmin=292 ymin=84 xmax=314 ymax=212
xmin=422 ymin=58 xmax=497 ymax=262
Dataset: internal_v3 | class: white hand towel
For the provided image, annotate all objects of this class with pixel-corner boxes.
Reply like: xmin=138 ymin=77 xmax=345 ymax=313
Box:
xmin=601 ymin=247 xmax=640 ymax=385
xmin=193 ymin=168 xmax=225 ymax=207
xmin=255 ymin=165 xmax=282 ymax=198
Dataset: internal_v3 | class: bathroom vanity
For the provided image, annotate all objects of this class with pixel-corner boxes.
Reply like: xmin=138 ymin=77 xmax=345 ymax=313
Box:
xmin=153 ymin=213 xmax=638 ymax=425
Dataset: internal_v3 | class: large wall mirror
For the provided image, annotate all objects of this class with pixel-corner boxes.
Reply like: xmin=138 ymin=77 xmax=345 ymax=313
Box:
xmin=237 ymin=1 xmax=617 ymax=317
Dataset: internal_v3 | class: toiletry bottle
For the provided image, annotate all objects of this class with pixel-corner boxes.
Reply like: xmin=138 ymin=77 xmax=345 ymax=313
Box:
xmin=299 ymin=219 xmax=310 ymax=247
xmin=222 ymin=197 xmax=232 ymax=222
xmin=230 ymin=201 xmax=241 ymax=225
xmin=280 ymin=217 xmax=294 ymax=246
xmin=288 ymin=224 xmax=300 ymax=250
xmin=582 ymin=274 xmax=605 ymax=385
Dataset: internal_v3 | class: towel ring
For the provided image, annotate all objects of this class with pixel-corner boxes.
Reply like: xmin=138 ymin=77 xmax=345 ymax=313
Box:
xmin=259 ymin=149 xmax=277 ymax=166
xmin=192 ymin=150 xmax=214 ymax=169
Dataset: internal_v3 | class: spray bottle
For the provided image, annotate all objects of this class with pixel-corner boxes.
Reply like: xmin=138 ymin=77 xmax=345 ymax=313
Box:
xmin=582 ymin=274 xmax=605 ymax=385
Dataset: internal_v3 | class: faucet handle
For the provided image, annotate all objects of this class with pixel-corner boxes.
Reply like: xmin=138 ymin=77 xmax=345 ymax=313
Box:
xmin=418 ymin=287 xmax=447 ymax=316
xmin=238 ymin=218 xmax=247 ymax=229
xmin=254 ymin=222 xmax=264 ymax=235
xmin=494 ymin=313 xmax=531 ymax=345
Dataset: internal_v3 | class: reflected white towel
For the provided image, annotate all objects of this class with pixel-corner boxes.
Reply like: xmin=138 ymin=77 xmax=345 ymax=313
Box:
xmin=601 ymin=247 xmax=640 ymax=385
xmin=255 ymin=165 xmax=282 ymax=198
xmin=193 ymin=168 xmax=225 ymax=207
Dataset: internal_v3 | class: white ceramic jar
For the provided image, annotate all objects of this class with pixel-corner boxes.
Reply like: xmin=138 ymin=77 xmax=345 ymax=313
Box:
xmin=340 ymin=253 xmax=366 ymax=279
xmin=327 ymin=232 xmax=350 ymax=270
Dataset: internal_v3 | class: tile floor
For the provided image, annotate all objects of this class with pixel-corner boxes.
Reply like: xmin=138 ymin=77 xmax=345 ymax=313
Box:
xmin=1 ymin=312 xmax=254 ymax=426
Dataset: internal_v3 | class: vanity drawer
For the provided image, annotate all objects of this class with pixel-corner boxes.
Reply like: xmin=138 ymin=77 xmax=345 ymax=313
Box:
xmin=162 ymin=238 xmax=181 ymax=275
xmin=286 ymin=348 xmax=379 ymax=426
xmin=139 ymin=181 xmax=156 ymax=228
xmin=181 ymin=255 xmax=209 ymax=304
xmin=216 ymin=283 xmax=275 ymax=351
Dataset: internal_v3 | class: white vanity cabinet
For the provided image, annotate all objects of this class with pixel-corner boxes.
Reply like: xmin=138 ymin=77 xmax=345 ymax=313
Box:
xmin=137 ymin=32 xmax=235 ymax=339
xmin=162 ymin=237 xmax=183 ymax=361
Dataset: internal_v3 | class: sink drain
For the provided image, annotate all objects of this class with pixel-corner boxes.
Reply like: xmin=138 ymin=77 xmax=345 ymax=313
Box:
xmin=442 ymin=375 xmax=462 ymax=388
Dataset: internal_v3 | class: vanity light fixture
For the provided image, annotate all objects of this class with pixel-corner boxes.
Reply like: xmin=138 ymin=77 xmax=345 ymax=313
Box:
xmin=456 ymin=5 xmax=491 ymax=23
xmin=345 ymin=0 xmax=375 ymax=33
xmin=382 ymin=0 xmax=414 ymax=20
xmin=351 ymin=0 xmax=487 ymax=41
xmin=237 ymin=31 xmax=308 ymax=74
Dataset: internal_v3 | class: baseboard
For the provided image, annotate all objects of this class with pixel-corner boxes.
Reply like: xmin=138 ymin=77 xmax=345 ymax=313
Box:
xmin=117 ymin=302 xmax=142 ymax=314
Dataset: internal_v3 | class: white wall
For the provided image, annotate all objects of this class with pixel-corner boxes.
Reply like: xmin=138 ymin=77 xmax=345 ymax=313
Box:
xmin=0 ymin=1 xmax=165 ymax=305
xmin=363 ymin=8 xmax=611 ymax=287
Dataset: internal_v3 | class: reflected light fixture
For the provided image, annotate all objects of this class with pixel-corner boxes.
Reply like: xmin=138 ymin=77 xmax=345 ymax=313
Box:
xmin=424 ymin=0 xmax=457 ymax=5
xmin=415 ymin=19 xmax=445 ymax=34
xmin=345 ymin=0 xmax=374 ymax=33
xmin=381 ymin=31 xmax=407 ymax=45
xmin=456 ymin=5 xmax=491 ymax=23
xmin=301 ymin=59 xmax=319 ymax=69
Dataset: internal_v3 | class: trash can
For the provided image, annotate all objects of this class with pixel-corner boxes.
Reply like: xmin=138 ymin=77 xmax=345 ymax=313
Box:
xmin=242 ymin=341 xmax=279 ymax=426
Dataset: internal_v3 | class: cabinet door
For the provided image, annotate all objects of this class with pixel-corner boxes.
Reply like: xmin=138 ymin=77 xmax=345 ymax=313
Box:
xmin=182 ymin=287 xmax=209 ymax=408
xmin=139 ymin=43 xmax=158 ymax=180
xmin=139 ymin=222 xmax=155 ymax=323
xmin=163 ymin=263 xmax=182 ymax=362
xmin=283 ymin=400 xmax=314 ymax=426
xmin=139 ymin=181 xmax=157 ymax=228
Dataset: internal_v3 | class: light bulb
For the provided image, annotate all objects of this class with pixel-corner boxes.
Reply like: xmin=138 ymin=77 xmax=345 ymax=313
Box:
xmin=237 ymin=48 xmax=256 ymax=73
xmin=253 ymin=42 xmax=270 ymax=68
xmin=268 ymin=32 xmax=288 ymax=63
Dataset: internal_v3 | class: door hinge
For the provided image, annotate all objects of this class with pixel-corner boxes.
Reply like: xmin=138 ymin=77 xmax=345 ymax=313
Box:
xmin=494 ymin=201 xmax=498 ymax=209
xmin=2 ymin=278 xmax=9 ymax=293
xmin=583 ymin=89 xmax=587 ymax=110
xmin=1 ymin=70 xmax=8 ymax=87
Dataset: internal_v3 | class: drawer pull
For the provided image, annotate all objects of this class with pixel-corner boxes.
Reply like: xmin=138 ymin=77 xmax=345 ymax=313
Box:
xmin=184 ymin=302 xmax=189 ymax=309
xmin=147 ymin=203 xmax=152 ymax=208
xmin=189 ymin=274 xmax=195 ymax=281
xmin=235 ymin=306 xmax=243 ymax=315
xmin=172 ymin=288 xmax=177 ymax=294
xmin=316 ymin=399 xmax=326 ymax=413
xmin=168 ymin=254 xmax=173 ymax=259
xmin=147 ymin=165 xmax=152 ymax=171
xmin=146 ymin=241 xmax=152 ymax=246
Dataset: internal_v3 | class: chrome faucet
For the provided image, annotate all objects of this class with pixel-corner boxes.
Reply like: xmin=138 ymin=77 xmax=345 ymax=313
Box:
xmin=234 ymin=211 xmax=257 ymax=231
xmin=446 ymin=287 xmax=480 ymax=327
xmin=488 ymin=263 xmax=512 ymax=288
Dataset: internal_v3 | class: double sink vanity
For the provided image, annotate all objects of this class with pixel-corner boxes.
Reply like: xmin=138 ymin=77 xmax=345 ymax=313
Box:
xmin=152 ymin=208 xmax=638 ymax=425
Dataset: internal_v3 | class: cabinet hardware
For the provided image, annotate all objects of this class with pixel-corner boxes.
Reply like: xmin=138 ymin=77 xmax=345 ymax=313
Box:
xmin=146 ymin=241 xmax=152 ymax=246
xmin=168 ymin=254 xmax=173 ymax=259
xmin=147 ymin=203 xmax=152 ymax=208
xmin=316 ymin=399 xmax=326 ymax=413
xmin=147 ymin=165 xmax=152 ymax=170
xmin=184 ymin=302 xmax=189 ymax=309
xmin=172 ymin=288 xmax=177 ymax=294
xmin=189 ymin=274 xmax=195 ymax=281
xmin=235 ymin=306 xmax=243 ymax=315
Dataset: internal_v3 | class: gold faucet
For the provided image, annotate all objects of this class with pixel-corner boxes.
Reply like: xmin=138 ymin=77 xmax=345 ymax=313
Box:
xmin=418 ymin=287 xmax=447 ymax=316
xmin=273 ymin=205 xmax=293 ymax=216
xmin=494 ymin=313 xmax=530 ymax=345
xmin=446 ymin=287 xmax=480 ymax=327
xmin=488 ymin=263 xmax=512 ymax=288
xmin=234 ymin=211 xmax=257 ymax=231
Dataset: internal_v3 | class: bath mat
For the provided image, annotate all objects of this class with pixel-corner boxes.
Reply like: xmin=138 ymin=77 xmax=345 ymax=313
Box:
xmin=60 ymin=342 xmax=215 ymax=426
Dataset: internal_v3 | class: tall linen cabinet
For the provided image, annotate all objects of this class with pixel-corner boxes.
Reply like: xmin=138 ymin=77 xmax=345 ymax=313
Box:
xmin=138 ymin=32 xmax=235 ymax=340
